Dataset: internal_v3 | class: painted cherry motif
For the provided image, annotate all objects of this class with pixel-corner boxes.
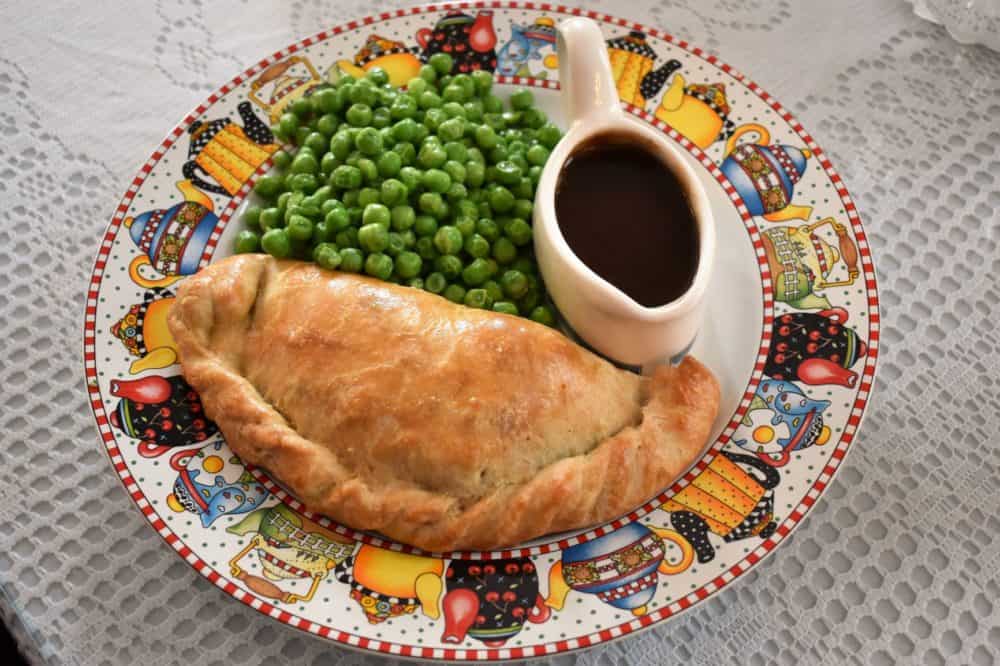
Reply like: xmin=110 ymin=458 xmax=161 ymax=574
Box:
xmin=108 ymin=375 xmax=218 ymax=456
xmin=764 ymin=308 xmax=867 ymax=387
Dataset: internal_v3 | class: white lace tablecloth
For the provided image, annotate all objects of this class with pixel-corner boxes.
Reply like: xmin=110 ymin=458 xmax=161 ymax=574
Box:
xmin=2 ymin=1 xmax=999 ymax=664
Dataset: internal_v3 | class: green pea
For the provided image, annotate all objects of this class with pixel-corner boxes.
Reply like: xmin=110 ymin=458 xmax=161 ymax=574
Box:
xmin=310 ymin=87 xmax=339 ymax=114
xmin=290 ymin=152 xmax=318 ymax=175
xmin=331 ymin=165 xmax=362 ymax=189
xmin=416 ymin=236 xmax=438 ymax=261
xmin=354 ymin=127 xmax=382 ymax=155
xmin=417 ymin=143 xmax=448 ymax=169
xmin=346 ymin=103 xmax=373 ymax=127
xmin=314 ymin=220 xmax=331 ymax=243
xmin=277 ymin=112 xmax=300 ymax=139
xmin=492 ymin=237 xmax=517 ymax=264
xmin=518 ymin=287 xmax=541 ymax=312
xmin=358 ymin=223 xmax=390 ymax=252
xmin=399 ymin=165 xmax=422 ymax=191
xmin=286 ymin=214 xmax=314 ymax=242
xmin=321 ymin=197 xmax=344 ymax=214
xmin=443 ymin=283 xmax=466 ymax=304
xmin=513 ymin=199 xmax=534 ymax=221
xmin=434 ymin=225 xmax=464 ymax=255
xmin=492 ymin=301 xmax=518 ymax=316
xmin=385 ymin=205 xmax=414 ymax=231
xmin=438 ymin=117 xmax=465 ymax=142
xmin=289 ymin=173 xmax=318 ymax=193
xmin=537 ymin=122 xmax=562 ymax=148
xmin=393 ymin=142 xmax=416 ymax=166
xmin=462 ymin=258 xmax=492 ymax=286
xmin=488 ymin=144 xmax=509 ymax=165
xmin=300 ymin=131 xmax=324 ymax=154
xmin=442 ymin=84 xmax=465 ymax=104
xmin=494 ymin=160 xmax=522 ymax=186
xmin=407 ymin=277 xmax=425 ymax=290
xmin=498 ymin=269 xmax=529 ymax=299
xmin=482 ymin=279 xmax=504 ymax=303
xmin=320 ymin=152 xmax=339 ymax=175
xmin=270 ymin=150 xmax=292 ymax=171
xmin=528 ymin=165 xmax=543 ymax=185
xmin=428 ymin=52 xmax=453 ymax=75
xmin=395 ymin=251 xmax=423 ymax=279
xmin=512 ymin=177 xmax=534 ymax=200
xmin=444 ymin=142 xmax=469 ymax=163
xmin=419 ymin=192 xmax=447 ymax=218
xmin=328 ymin=133 xmax=352 ymax=160
xmin=364 ymin=252 xmax=394 ymax=280
xmin=364 ymin=66 xmax=389 ymax=86
xmin=467 ymin=146 xmax=486 ymax=164
xmin=488 ymin=186 xmax=515 ymax=213
xmin=413 ymin=123 xmax=430 ymax=143
xmin=469 ymin=218 xmax=496 ymax=242
xmin=418 ymin=90 xmax=443 ymax=110
xmin=422 ymin=168 xmax=452 ymax=193
xmin=505 ymin=218 xmax=533 ymax=246
xmin=439 ymin=161 xmax=466 ymax=186
xmin=464 ymin=233 xmax=490 ymax=259
xmin=313 ymin=243 xmax=342 ymax=270
xmin=454 ymin=199 xmax=479 ymax=221
xmin=484 ymin=113 xmax=506 ymax=132
xmin=406 ymin=77 xmax=429 ymax=97
xmin=336 ymin=228 xmax=359 ymax=249
xmin=470 ymin=69 xmax=493 ymax=94
xmin=362 ymin=203 xmax=391 ymax=229
xmin=414 ymin=215 xmax=439 ymax=238
xmin=341 ymin=190 xmax=360 ymax=208
xmin=454 ymin=216 xmax=476 ymax=238
xmin=483 ymin=94 xmax=503 ymax=114
xmin=243 ymin=205 xmax=262 ymax=229
xmin=462 ymin=101 xmax=484 ymax=123
xmin=508 ymin=87 xmax=533 ymax=111
xmin=465 ymin=161 xmax=486 ymax=188
xmin=348 ymin=82 xmax=377 ymax=107
xmin=372 ymin=107 xmax=392 ymax=129
xmin=463 ymin=288 xmax=492 ymax=309
xmin=478 ymin=200 xmax=493 ymax=219
xmin=400 ymin=229 xmax=416 ymax=248
xmin=294 ymin=125 xmax=312 ymax=146
xmin=375 ymin=179 xmax=403 ymax=207
xmin=259 ymin=206 xmax=283 ymax=230
xmin=445 ymin=182 xmax=468 ymax=203
xmin=254 ymin=174 xmax=284 ymax=199
xmin=475 ymin=125 xmax=498 ymax=149
xmin=234 ymin=229 xmax=260 ymax=254
xmin=526 ymin=143 xmax=550 ymax=166
xmin=358 ymin=187 xmax=381 ymax=208
xmin=530 ymin=305 xmax=556 ymax=326
xmin=391 ymin=94 xmax=419 ymax=120
xmin=418 ymin=64 xmax=438 ymax=84
xmin=333 ymin=247 xmax=360 ymax=273
xmin=442 ymin=102 xmax=467 ymax=119
xmin=261 ymin=228 xmax=291 ymax=258
xmin=521 ymin=108 xmax=547 ymax=129
xmin=386 ymin=231 xmax=406 ymax=257
xmin=422 ymin=107 xmax=447 ymax=131
xmin=436 ymin=255 xmax=463 ymax=280
xmin=370 ymin=153 xmax=400 ymax=180
xmin=356 ymin=159 xmax=377 ymax=184
xmin=391 ymin=118 xmax=418 ymax=143
xmin=425 ymin=272 xmax=447 ymax=294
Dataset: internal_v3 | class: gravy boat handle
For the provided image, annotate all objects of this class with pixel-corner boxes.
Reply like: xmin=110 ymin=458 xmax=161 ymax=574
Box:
xmin=557 ymin=18 xmax=621 ymax=126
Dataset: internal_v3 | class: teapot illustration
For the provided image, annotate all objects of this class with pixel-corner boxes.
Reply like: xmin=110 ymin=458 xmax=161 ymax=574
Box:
xmin=720 ymin=124 xmax=813 ymax=222
xmin=182 ymin=101 xmax=277 ymax=197
xmin=496 ymin=16 xmax=558 ymax=78
xmin=416 ymin=11 xmax=498 ymax=73
xmin=110 ymin=289 xmax=178 ymax=374
xmin=655 ymin=75 xmax=734 ymax=149
xmin=124 ymin=180 xmax=219 ymax=289
xmin=605 ymin=31 xmax=681 ymax=108
xmin=248 ymin=56 xmax=323 ymax=123
xmin=762 ymin=217 xmax=860 ymax=310
xmin=335 ymin=34 xmax=422 ymax=86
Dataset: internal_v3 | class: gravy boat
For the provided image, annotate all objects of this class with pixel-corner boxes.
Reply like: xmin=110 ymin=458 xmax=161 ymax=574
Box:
xmin=533 ymin=17 xmax=715 ymax=367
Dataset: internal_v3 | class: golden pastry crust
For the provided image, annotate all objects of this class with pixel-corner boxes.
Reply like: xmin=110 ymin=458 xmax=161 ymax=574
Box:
xmin=168 ymin=255 xmax=720 ymax=551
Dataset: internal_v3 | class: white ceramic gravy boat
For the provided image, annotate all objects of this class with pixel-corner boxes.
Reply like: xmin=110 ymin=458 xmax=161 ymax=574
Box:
xmin=533 ymin=17 xmax=715 ymax=367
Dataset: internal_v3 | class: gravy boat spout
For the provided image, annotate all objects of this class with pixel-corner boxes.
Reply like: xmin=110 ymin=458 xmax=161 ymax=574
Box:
xmin=533 ymin=17 xmax=715 ymax=367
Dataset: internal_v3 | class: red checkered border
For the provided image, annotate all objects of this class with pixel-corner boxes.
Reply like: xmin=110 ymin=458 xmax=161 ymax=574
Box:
xmin=82 ymin=2 xmax=879 ymax=661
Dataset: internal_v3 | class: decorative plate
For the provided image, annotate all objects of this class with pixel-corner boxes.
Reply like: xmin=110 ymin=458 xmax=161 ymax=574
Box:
xmin=83 ymin=3 xmax=879 ymax=661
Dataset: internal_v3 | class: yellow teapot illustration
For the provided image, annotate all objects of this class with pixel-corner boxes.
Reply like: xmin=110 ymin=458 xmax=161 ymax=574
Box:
xmin=110 ymin=290 xmax=179 ymax=374
xmin=334 ymin=35 xmax=422 ymax=86
xmin=763 ymin=217 xmax=860 ymax=310
xmin=719 ymin=124 xmax=813 ymax=222
xmin=655 ymin=75 xmax=734 ymax=149
xmin=248 ymin=56 xmax=323 ymax=124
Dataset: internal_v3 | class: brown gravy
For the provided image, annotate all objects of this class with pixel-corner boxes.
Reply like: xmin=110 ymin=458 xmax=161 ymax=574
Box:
xmin=554 ymin=135 xmax=699 ymax=307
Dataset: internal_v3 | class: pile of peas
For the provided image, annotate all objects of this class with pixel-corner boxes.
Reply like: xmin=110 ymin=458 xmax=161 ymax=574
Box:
xmin=236 ymin=52 xmax=559 ymax=325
